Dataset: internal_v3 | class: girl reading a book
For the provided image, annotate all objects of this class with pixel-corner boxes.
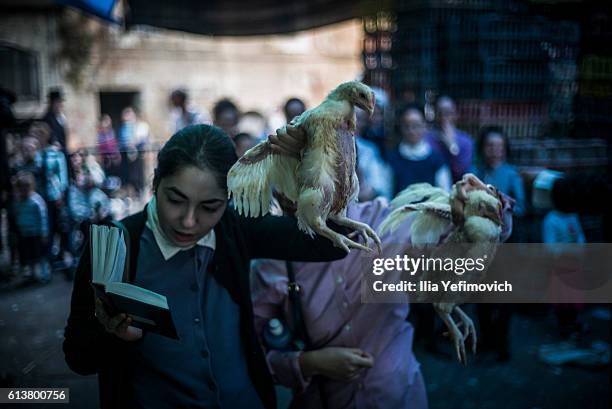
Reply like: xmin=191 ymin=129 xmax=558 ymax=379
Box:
xmin=63 ymin=124 xmax=349 ymax=409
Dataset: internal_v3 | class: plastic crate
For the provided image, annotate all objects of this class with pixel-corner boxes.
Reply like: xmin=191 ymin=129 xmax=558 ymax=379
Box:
xmin=488 ymin=82 xmax=548 ymax=99
xmin=463 ymin=121 xmax=544 ymax=139
xmin=483 ymin=60 xmax=549 ymax=82
xmin=477 ymin=15 xmax=549 ymax=41
xmin=364 ymin=68 xmax=393 ymax=91
xmin=509 ymin=138 xmax=608 ymax=168
xmin=573 ymin=96 xmax=612 ymax=138
xmin=456 ymin=100 xmax=549 ymax=138
xmin=443 ymin=15 xmax=579 ymax=60
xmin=444 ymin=81 xmax=549 ymax=100
xmin=397 ymin=7 xmax=487 ymax=27
xmin=394 ymin=65 xmax=438 ymax=87
xmin=393 ymin=49 xmax=438 ymax=68
xmin=456 ymin=100 xmax=549 ymax=121
xmin=580 ymin=56 xmax=612 ymax=81
xmin=574 ymin=96 xmax=612 ymax=123
xmin=549 ymin=61 xmax=578 ymax=82
xmin=549 ymin=21 xmax=581 ymax=45
xmin=395 ymin=26 xmax=438 ymax=49
xmin=396 ymin=0 xmax=525 ymax=13
xmin=579 ymin=82 xmax=612 ymax=98
xmin=479 ymin=38 xmax=549 ymax=60
xmin=363 ymin=52 xmax=395 ymax=70
xmin=579 ymin=54 xmax=612 ymax=97
xmin=395 ymin=47 xmax=438 ymax=66
xmin=445 ymin=60 xmax=549 ymax=83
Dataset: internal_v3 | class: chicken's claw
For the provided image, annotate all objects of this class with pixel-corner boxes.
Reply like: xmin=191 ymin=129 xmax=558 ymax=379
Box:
xmin=329 ymin=215 xmax=382 ymax=254
xmin=333 ymin=234 xmax=373 ymax=253
xmin=435 ymin=303 xmax=477 ymax=365
xmin=455 ymin=306 xmax=477 ymax=354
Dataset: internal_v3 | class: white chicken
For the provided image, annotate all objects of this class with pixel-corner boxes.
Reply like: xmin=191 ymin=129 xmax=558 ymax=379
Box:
xmin=228 ymin=81 xmax=382 ymax=253
xmin=380 ymin=174 xmax=508 ymax=363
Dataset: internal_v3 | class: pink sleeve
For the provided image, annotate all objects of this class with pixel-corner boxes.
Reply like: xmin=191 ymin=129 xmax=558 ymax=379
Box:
xmin=347 ymin=197 xmax=416 ymax=245
xmin=251 ymin=259 xmax=312 ymax=390
xmin=347 ymin=197 xmax=392 ymax=231
xmin=266 ymin=350 xmax=311 ymax=391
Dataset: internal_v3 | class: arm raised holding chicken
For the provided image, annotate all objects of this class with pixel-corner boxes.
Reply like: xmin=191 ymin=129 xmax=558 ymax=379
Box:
xmin=228 ymin=81 xmax=382 ymax=253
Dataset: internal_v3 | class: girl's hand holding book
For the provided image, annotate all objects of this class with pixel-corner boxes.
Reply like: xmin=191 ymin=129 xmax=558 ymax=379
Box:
xmin=95 ymin=298 xmax=143 ymax=342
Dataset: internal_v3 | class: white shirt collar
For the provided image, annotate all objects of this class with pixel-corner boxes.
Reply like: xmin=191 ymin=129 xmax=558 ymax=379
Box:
xmin=398 ymin=141 xmax=431 ymax=161
xmin=145 ymin=196 xmax=216 ymax=261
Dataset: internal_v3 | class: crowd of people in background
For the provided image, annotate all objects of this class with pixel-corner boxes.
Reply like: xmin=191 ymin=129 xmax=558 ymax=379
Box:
xmin=1 ymin=89 xmax=150 ymax=283
xmin=0 ymin=85 xmax=556 ymax=275
xmin=0 ymin=84 xmax=589 ymax=350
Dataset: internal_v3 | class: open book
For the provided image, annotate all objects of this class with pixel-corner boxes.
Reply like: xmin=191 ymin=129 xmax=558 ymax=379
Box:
xmin=90 ymin=224 xmax=179 ymax=339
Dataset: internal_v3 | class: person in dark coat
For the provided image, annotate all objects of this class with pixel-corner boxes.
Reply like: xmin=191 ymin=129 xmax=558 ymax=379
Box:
xmin=42 ymin=89 xmax=68 ymax=149
xmin=63 ymin=125 xmax=349 ymax=409
xmin=0 ymin=88 xmax=17 ymax=276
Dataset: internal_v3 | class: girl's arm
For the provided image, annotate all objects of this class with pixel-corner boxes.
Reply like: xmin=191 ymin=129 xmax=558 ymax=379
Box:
xmin=239 ymin=212 xmax=350 ymax=261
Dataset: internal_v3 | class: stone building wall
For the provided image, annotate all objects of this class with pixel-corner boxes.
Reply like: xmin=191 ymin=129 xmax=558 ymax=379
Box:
xmin=2 ymin=9 xmax=363 ymax=149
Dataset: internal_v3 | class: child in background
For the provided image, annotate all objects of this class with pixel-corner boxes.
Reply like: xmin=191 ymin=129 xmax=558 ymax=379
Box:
xmin=8 ymin=137 xmax=44 ymax=273
xmin=542 ymin=205 xmax=586 ymax=338
xmin=12 ymin=172 xmax=49 ymax=282
xmin=12 ymin=137 xmax=43 ymax=192
xmin=542 ymin=209 xmax=585 ymax=245
xmin=233 ymin=132 xmax=258 ymax=157
xmin=97 ymin=114 xmax=121 ymax=177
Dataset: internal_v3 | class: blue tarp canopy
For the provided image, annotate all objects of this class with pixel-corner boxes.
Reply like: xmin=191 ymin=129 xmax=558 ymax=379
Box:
xmin=57 ymin=0 xmax=118 ymax=22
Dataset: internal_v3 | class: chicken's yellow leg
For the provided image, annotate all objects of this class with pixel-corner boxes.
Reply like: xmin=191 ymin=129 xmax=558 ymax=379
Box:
xmin=296 ymin=188 xmax=371 ymax=253
xmin=328 ymin=214 xmax=382 ymax=254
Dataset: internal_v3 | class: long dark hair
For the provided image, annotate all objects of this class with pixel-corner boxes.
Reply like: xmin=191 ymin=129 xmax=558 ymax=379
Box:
xmin=153 ymin=125 xmax=237 ymax=193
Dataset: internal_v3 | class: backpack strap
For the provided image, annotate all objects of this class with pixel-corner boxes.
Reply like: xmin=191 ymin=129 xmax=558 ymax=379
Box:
xmin=286 ymin=261 xmax=329 ymax=409
xmin=286 ymin=261 xmax=312 ymax=347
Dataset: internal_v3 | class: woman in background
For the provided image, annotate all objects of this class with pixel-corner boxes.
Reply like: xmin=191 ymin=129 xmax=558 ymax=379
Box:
xmin=97 ymin=114 xmax=121 ymax=177
xmin=473 ymin=126 xmax=525 ymax=217
xmin=472 ymin=126 xmax=525 ymax=361
xmin=385 ymin=104 xmax=452 ymax=195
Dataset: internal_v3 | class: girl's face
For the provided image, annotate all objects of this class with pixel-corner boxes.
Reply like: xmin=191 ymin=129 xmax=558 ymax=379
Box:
xmin=71 ymin=152 xmax=83 ymax=169
xmin=156 ymin=165 xmax=227 ymax=247
xmin=101 ymin=116 xmax=112 ymax=129
xmin=400 ymin=110 xmax=425 ymax=145
xmin=21 ymin=140 xmax=38 ymax=161
xmin=483 ymin=133 xmax=505 ymax=165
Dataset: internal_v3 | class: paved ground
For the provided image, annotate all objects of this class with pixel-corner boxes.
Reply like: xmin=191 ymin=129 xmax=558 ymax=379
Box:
xmin=0 ymin=276 xmax=98 ymax=409
xmin=414 ymin=304 xmax=610 ymax=409
xmin=0 ymin=274 xmax=609 ymax=409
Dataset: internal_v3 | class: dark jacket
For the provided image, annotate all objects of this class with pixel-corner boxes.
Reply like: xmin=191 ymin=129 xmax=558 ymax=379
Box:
xmin=42 ymin=110 xmax=67 ymax=148
xmin=63 ymin=207 xmax=347 ymax=409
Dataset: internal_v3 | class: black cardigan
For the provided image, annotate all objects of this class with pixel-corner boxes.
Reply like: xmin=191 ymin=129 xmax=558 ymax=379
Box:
xmin=63 ymin=207 xmax=348 ymax=409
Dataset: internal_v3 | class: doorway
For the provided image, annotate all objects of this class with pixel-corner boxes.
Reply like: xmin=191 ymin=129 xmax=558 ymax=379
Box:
xmin=98 ymin=91 xmax=141 ymax=137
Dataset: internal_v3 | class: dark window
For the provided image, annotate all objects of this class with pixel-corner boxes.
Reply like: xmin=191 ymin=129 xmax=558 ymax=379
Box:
xmin=0 ymin=44 xmax=40 ymax=101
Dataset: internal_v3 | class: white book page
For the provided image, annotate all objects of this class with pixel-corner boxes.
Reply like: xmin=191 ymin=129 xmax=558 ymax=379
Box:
xmin=106 ymin=282 xmax=169 ymax=310
xmin=91 ymin=225 xmax=127 ymax=284
xmin=91 ymin=225 xmax=104 ymax=283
